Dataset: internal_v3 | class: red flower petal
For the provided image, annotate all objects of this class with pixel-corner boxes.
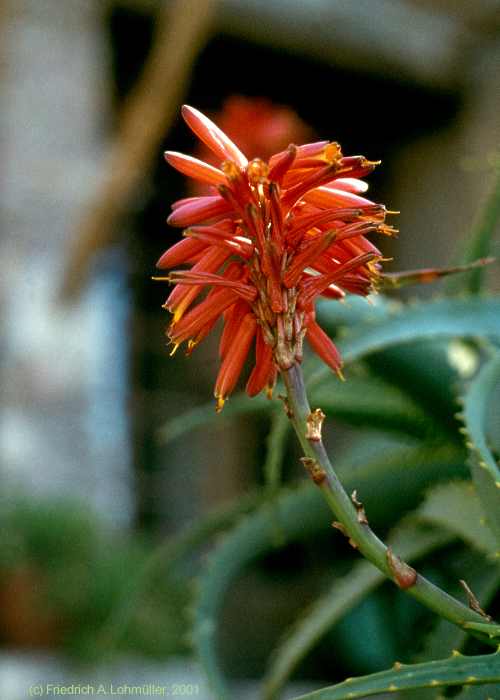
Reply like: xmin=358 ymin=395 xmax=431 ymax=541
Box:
xmin=164 ymin=247 xmax=232 ymax=322
xmin=164 ymin=151 xmax=226 ymax=186
xmin=182 ymin=105 xmax=248 ymax=169
xmin=246 ymin=329 xmax=275 ymax=397
xmin=219 ymin=300 xmax=250 ymax=359
xmin=214 ymin=313 xmax=257 ymax=410
xmin=167 ymin=195 xmax=233 ymax=227
xmin=306 ymin=318 xmax=343 ymax=375
xmin=156 ymin=237 xmax=206 ymax=269
xmin=304 ymin=186 xmax=375 ymax=210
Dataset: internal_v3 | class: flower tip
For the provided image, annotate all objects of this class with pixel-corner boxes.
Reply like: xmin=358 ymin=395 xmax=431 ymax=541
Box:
xmin=324 ymin=142 xmax=342 ymax=164
xmin=181 ymin=103 xmax=248 ymax=169
xmin=180 ymin=104 xmax=198 ymax=124
xmin=215 ymin=395 xmax=226 ymax=413
xmin=378 ymin=224 xmax=399 ymax=237
xmin=181 ymin=104 xmax=209 ymax=131
xmin=181 ymin=104 xmax=208 ymax=135
xmin=172 ymin=307 xmax=184 ymax=324
xmin=186 ymin=339 xmax=198 ymax=356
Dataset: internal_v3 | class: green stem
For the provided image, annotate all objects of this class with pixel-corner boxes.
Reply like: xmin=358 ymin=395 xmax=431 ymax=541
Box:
xmin=281 ymin=362 xmax=498 ymax=644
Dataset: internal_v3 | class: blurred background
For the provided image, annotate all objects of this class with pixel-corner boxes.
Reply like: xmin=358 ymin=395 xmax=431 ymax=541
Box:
xmin=1 ymin=0 xmax=500 ymax=697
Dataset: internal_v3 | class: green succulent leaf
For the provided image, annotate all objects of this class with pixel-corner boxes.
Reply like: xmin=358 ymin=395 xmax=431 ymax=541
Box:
xmin=315 ymin=294 xmax=395 ymax=327
xmin=463 ymin=353 xmax=500 ymax=482
xmin=412 ymin=562 xmax=500 ymax=665
xmin=311 ymin=375 xmax=431 ymax=438
xmin=462 ymin=352 xmax=500 ymax=546
xmin=310 ymin=296 xmax=500 ymax=390
xmin=291 ymin=651 xmax=500 ymax=700
xmin=453 ymin=683 xmax=500 ymax=700
xmin=355 ymin=340 xmax=462 ymax=438
xmin=417 ymin=481 xmax=497 ymax=556
xmin=445 ymin=162 xmax=500 ymax=296
xmin=463 ymin=621 xmax=500 ymax=639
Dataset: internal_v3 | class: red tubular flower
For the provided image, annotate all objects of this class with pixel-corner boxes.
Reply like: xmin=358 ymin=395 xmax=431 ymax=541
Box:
xmin=158 ymin=105 xmax=397 ymax=409
xmin=214 ymin=313 xmax=258 ymax=412
xmin=305 ymin=316 xmax=343 ymax=376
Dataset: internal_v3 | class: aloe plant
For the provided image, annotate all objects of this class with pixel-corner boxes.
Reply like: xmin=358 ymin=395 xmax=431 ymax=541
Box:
xmin=148 ymin=106 xmax=500 ymax=698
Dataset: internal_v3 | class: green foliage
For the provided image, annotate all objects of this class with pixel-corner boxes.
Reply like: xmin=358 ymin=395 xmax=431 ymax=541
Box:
xmin=151 ymin=296 xmax=500 ymax=698
xmin=0 ymin=494 xmax=187 ymax=660
xmin=158 ymin=372 xmax=434 ymax=444
xmin=291 ymin=651 xmax=500 ymax=699
xmin=263 ymin=472 xmax=500 ymax=700
xmin=262 ymin=523 xmax=453 ymax=700
xmin=416 ymin=481 xmax=497 ymax=556
xmin=189 ymin=445 xmax=467 ymax=698
xmin=170 ymin=294 xmax=500 ymax=698
xmin=461 ymin=352 xmax=500 ymax=546
xmin=315 ymin=296 xmax=500 ymax=383
xmin=412 ymin=561 xmax=500 ymax=664
xmin=445 ymin=161 xmax=500 ymax=296
xmin=95 ymin=488 xmax=263 ymax=652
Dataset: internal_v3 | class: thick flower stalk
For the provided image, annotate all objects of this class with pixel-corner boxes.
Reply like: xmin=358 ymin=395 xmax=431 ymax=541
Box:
xmin=157 ymin=105 xmax=396 ymax=410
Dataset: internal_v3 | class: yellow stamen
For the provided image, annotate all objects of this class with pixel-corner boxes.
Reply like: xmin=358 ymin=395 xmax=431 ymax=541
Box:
xmin=378 ymin=224 xmax=399 ymax=237
xmin=215 ymin=395 xmax=226 ymax=413
xmin=324 ymin=142 xmax=342 ymax=164
xmin=367 ymin=260 xmax=381 ymax=275
xmin=169 ymin=343 xmax=180 ymax=357
xmin=186 ymin=339 xmax=198 ymax=355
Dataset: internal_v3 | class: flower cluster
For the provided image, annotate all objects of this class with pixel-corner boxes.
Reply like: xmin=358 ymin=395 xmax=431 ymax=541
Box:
xmin=157 ymin=106 xmax=396 ymax=410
